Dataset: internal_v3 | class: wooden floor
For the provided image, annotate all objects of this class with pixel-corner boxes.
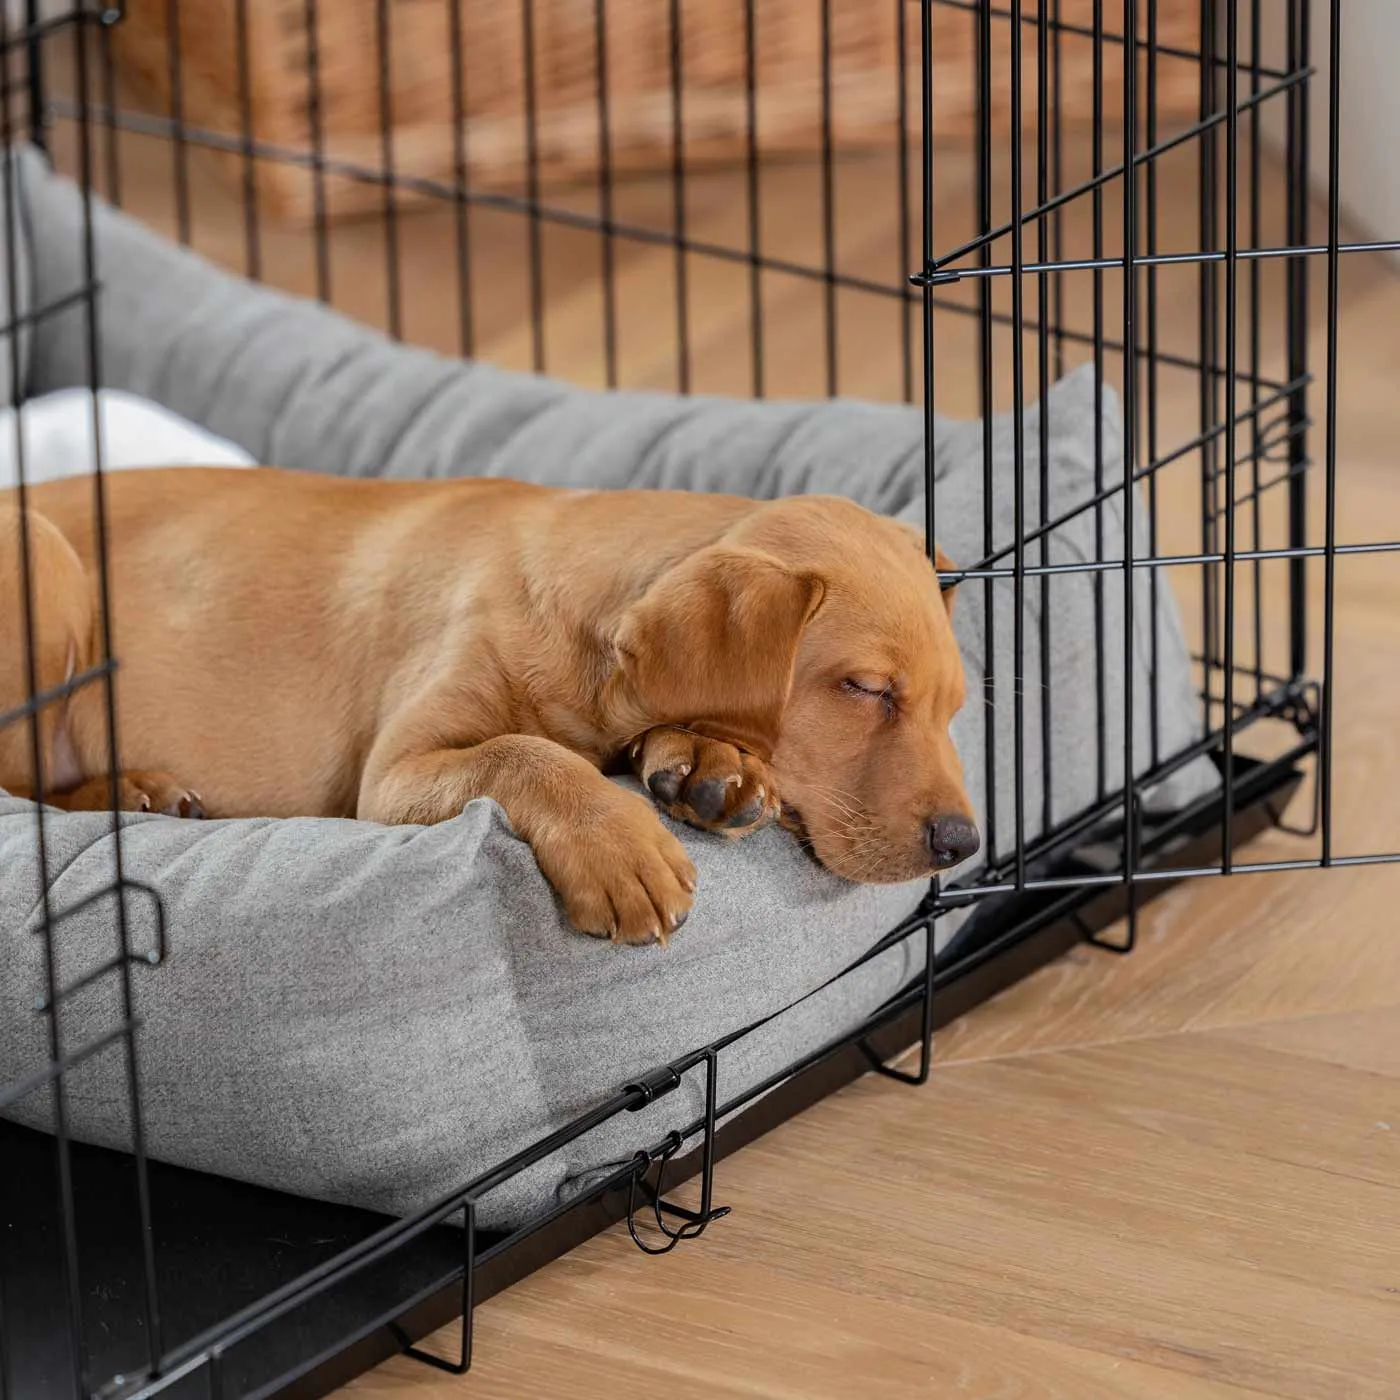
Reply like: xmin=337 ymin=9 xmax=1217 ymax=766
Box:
xmin=48 ymin=91 xmax=1400 ymax=1399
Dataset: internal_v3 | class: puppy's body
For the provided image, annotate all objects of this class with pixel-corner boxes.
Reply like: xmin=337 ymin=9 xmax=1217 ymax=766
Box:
xmin=13 ymin=471 xmax=745 ymax=817
xmin=1 ymin=468 xmax=976 ymax=942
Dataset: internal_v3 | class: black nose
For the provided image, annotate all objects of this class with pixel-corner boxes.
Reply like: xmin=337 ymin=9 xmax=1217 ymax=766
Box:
xmin=925 ymin=815 xmax=980 ymax=869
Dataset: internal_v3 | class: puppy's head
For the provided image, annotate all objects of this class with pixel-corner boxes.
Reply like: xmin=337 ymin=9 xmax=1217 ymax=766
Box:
xmin=611 ymin=496 xmax=977 ymax=884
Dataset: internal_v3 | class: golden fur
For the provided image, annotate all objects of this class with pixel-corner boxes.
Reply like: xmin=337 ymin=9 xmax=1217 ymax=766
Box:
xmin=0 ymin=469 xmax=975 ymax=944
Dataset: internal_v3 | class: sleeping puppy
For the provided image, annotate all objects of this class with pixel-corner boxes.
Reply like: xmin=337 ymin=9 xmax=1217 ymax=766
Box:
xmin=0 ymin=470 xmax=978 ymax=944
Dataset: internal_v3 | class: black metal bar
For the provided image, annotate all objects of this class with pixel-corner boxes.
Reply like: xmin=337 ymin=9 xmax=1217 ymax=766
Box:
xmin=1037 ymin=0 xmax=1054 ymax=837
xmin=23 ymin=0 xmax=44 ymax=153
xmin=819 ymin=0 xmax=837 ymax=398
xmin=1198 ymin=0 xmax=1220 ymax=738
xmin=521 ymin=0 xmax=545 ymax=372
xmin=303 ymin=0 xmax=331 ymax=304
xmin=921 ymin=0 xmax=936 ymax=557
xmin=1010 ymin=0 xmax=1026 ymax=889
xmin=976 ymin=0 xmax=997 ymax=867
xmin=164 ymin=0 xmax=191 ymax=245
xmin=233 ymin=0 xmax=260 ymax=281
xmin=1091 ymin=0 xmax=1107 ymax=803
xmin=0 ymin=1235 xmax=7 ymax=1400
xmin=448 ymin=0 xmax=474 ymax=358
xmin=1286 ymin=0 xmax=1311 ymax=683
xmin=1120 ymin=0 xmax=1140 ymax=950
xmin=98 ymin=5 xmax=123 ymax=208
xmin=1221 ymin=0 xmax=1239 ymax=872
xmin=374 ymin=0 xmax=401 ymax=340
xmin=947 ymin=539 xmax=1400 ymax=582
xmin=0 ymin=657 xmax=117 ymax=730
xmin=1321 ymin=0 xmax=1341 ymax=865
xmin=744 ymin=0 xmax=763 ymax=397
xmin=897 ymin=0 xmax=913 ymax=404
xmin=593 ymin=0 xmax=617 ymax=385
xmin=0 ymin=1022 xmax=138 ymax=1117
xmin=1051 ymin=0 xmax=1065 ymax=379
xmin=921 ymin=240 xmax=1388 ymax=279
xmin=1145 ymin=0 xmax=1162 ymax=771
xmin=669 ymin=0 xmax=689 ymax=393
xmin=926 ymin=235 xmax=1400 ymax=278
xmin=744 ymin=0 xmax=767 ymax=400
xmin=1248 ymin=0 xmax=1264 ymax=703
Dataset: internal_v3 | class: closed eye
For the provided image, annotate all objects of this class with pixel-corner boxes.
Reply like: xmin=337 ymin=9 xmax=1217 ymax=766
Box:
xmin=841 ymin=676 xmax=898 ymax=718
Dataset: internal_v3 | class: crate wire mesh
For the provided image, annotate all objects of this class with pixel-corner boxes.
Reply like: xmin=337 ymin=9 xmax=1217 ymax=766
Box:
xmin=0 ymin=0 xmax=1384 ymax=1394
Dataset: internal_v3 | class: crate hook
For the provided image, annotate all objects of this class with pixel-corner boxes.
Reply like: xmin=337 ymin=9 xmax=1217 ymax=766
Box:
xmin=625 ymin=1051 xmax=730 ymax=1255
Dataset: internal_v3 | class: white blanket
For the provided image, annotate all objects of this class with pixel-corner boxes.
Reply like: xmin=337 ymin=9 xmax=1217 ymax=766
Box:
xmin=0 ymin=388 xmax=254 ymax=489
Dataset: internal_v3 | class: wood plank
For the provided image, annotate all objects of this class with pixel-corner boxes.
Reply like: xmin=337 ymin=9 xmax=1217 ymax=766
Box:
xmin=349 ymin=1253 xmax=1278 ymax=1400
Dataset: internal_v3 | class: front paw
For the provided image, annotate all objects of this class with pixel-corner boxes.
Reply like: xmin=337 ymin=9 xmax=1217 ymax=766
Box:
xmin=631 ymin=727 xmax=777 ymax=837
xmin=120 ymin=772 xmax=207 ymax=818
xmin=61 ymin=771 xmax=207 ymax=817
xmin=535 ymin=789 xmax=697 ymax=946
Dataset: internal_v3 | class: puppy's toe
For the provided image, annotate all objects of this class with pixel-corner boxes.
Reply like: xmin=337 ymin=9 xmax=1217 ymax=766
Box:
xmin=686 ymin=777 xmax=729 ymax=824
xmin=724 ymin=785 xmax=767 ymax=830
xmin=646 ymin=766 xmax=687 ymax=807
xmin=163 ymin=791 xmax=206 ymax=820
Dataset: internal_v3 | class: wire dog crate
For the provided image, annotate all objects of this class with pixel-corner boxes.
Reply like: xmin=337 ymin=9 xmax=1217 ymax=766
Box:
xmin=0 ymin=0 xmax=1378 ymax=1395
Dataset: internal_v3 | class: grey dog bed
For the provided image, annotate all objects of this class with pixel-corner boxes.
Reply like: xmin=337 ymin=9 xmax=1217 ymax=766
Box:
xmin=0 ymin=150 xmax=1214 ymax=1228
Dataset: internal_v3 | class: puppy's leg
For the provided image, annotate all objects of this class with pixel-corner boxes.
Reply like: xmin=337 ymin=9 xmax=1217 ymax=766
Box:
xmin=0 ymin=506 xmax=91 ymax=795
xmin=0 ymin=508 xmax=207 ymax=817
xmin=360 ymin=734 xmax=696 ymax=945
xmin=631 ymin=726 xmax=778 ymax=837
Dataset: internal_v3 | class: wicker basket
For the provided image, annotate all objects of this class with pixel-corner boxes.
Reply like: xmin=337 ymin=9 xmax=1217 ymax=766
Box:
xmin=110 ymin=1 xmax=1202 ymax=224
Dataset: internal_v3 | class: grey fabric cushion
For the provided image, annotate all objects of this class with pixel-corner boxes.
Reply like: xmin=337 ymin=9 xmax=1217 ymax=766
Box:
xmin=0 ymin=790 xmax=923 ymax=1228
xmin=0 ymin=149 xmax=1214 ymax=1226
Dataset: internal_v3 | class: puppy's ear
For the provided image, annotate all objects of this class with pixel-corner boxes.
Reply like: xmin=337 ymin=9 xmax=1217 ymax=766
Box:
xmin=612 ymin=545 xmax=824 ymax=759
xmin=895 ymin=522 xmax=960 ymax=616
